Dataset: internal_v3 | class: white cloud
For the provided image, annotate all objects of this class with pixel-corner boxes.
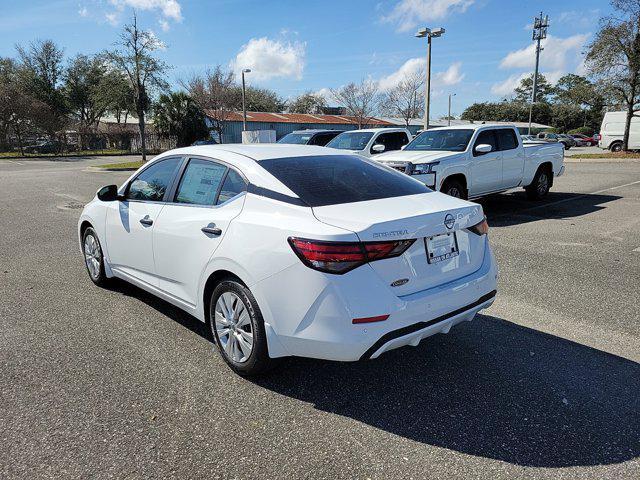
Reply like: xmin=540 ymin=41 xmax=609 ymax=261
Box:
xmin=499 ymin=34 xmax=589 ymax=71
xmin=78 ymin=6 xmax=89 ymax=17
xmin=109 ymin=0 xmax=182 ymax=20
xmin=105 ymin=12 xmax=119 ymax=25
xmin=313 ymin=88 xmax=333 ymax=102
xmin=232 ymin=37 xmax=306 ymax=81
xmin=378 ymin=58 xmax=464 ymax=91
xmin=490 ymin=73 xmax=528 ymax=96
xmin=383 ymin=0 xmax=474 ymax=32
xmin=158 ymin=18 xmax=170 ymax=31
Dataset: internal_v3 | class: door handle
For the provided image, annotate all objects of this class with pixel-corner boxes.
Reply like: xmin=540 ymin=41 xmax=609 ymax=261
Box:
xmin=139 ymin=216 xmax=153 ymax=226
xmin=201 ymin=226 xmax=222 ymax=236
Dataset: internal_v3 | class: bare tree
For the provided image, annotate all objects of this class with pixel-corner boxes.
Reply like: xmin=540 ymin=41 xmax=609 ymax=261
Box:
xmin=183 ymin=66 xmax=237 ymax=143
xmin=103 ymin=14 xmax=168 ymax=161
xmin=288 ymin=92 xmax=326 ymax=114
xmin=379 ymin=71 xmax=424 ymax=126
xmin=331 ymin=79 xmax=380 ymax=128
xmin=586 ymin=0 xmax=640 ymax=151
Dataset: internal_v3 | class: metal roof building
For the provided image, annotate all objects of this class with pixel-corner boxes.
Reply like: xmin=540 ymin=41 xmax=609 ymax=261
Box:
xmin=205 ymin=111 xmax=393 ymax=143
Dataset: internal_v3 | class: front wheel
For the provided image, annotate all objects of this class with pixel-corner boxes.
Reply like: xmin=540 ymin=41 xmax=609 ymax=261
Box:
xmin=209 ymin=280 xmax=275 ymax=376
xmin=440 ymin=179 xmax=467 ymax=200
xmin=610 ymin=142 xmax=623 ymax=153
xmin=526 ymin=167 xmax=551 ymax=200
xmin=82 ymin=227 xmax=110 ymax=287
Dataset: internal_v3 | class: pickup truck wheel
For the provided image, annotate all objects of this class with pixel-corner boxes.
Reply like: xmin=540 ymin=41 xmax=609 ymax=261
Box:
xmin=441 ymin=179 xmax=467 ymax=200
xmin=526 ymin=167 xmax=551 ymax=200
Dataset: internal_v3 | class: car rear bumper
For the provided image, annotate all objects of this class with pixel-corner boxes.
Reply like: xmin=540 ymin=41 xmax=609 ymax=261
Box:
xmin=254 ymin=238 xmax=498 ymax=362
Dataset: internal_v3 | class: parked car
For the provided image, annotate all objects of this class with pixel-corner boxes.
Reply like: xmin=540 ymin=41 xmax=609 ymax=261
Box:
xmin=325 ymin=128 xmax=412 ymax=157
xmin=537 ymin=132 xmax=573 ymax=150
xmin=375 ymin=124 xmax=565 ymax=200
xmin=79 ymin=144 xmax=497 ymax=375
xmin=23 ymin=140 xmax=61 ymax=154
xmin=558 ymin=134 xmax=578 ymax=148
xmin=192 ymin=139 xmax=218 ymax=146
xmin=277 ymin=129 xmax=344 ymax=146
xmin=570 ymin=134 xmax=597 ymax=146
xmin=597 ymin=110 xmax=640 ymax=152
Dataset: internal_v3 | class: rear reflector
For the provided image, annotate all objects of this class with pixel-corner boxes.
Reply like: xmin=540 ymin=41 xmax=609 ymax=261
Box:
xmin=288 ymin=237 xmax=415 ymax=274
xmin=468 ymin=217 xmax=489 ymax=236
xmin=352 ymin=314 xmax=389 ymax=324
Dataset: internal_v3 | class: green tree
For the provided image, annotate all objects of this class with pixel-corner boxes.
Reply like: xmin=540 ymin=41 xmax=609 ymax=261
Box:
xmin=64 ymin=54 xmax=112 ymax=148
xmin=103 ymin=14 xmax=169 ymax=161
xmin=235 ymin=86 xmax=286 ymax=112
xmin=153 ymin=92 xmax=209 ymax=147
xmin=514 ymin=73 xmax=554 ymax=103
xmin=586 ymin=0 xmax=640 ymax=150
xmin=288 ymin=92 xmax=326 ymax=114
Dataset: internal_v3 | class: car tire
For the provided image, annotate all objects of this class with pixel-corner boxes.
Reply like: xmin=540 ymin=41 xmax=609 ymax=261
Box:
xmin=610 ymin=142 xmax=623 ymax=153
xmin=441 ymin=178 xmax=467 ymax=200
xmin=526 ymin=166 xmax=552 ymax=200
xmin=82 ymin=227 xmax=110 ymax=287
xmin=209 ymin=279 xmax=275 ymax=376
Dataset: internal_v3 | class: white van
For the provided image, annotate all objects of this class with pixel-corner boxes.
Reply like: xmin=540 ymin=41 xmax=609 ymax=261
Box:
xmin=598 ymin=111 xmax=640 ymax=152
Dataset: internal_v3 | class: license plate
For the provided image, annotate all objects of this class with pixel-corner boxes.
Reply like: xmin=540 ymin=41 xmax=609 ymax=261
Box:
xmin=425 ymin=232 xmax=459 ymax=264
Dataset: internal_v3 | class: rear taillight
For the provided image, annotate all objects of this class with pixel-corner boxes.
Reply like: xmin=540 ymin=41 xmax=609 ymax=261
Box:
xmin=468 ymin=217 xmax=489 ymax=236
xmin=288 ymin=237 xmax=415 ymax=274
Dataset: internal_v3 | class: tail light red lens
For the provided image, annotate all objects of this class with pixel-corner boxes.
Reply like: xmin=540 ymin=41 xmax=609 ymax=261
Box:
xmin=468 ymin=217 xmax=489 ymax=236
xmin=288 ymin=237 xmax=415 ymax=274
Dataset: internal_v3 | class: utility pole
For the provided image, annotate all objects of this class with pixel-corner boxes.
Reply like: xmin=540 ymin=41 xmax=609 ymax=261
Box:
xmin=241 ymin=69 xmax=251 ymax=131
xmin=415 ymin=27 xmax=445 ymax=131
xmin=528 ymin=12 xmax=549 ymax=135
xmin=448 ymin=93 xmax=456 ymax=126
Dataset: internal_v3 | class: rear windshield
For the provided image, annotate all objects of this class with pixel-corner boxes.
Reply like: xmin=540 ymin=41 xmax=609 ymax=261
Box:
xmin=277 ymin=133 xmax=313 ymax=145
xmin=326 ymin=131 xmax=374 ymax=150
xmin=259 ymin=155 xmax=429 ymax=207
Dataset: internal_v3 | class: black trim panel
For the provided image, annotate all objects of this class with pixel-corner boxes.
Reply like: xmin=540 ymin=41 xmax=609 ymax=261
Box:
xmin=359 ymin=290 xmax=497 ymax=361
xmin=247 ymin=184 xmax=308 ymax=207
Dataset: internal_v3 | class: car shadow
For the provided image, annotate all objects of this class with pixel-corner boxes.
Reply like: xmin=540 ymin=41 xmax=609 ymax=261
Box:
xmin=103 ymin=282 xmax=639 ymax=468
xmin=251 ymin=315 xmax=639 ymax=468
xmin=477 ymin=191 xmax=621 ymax=227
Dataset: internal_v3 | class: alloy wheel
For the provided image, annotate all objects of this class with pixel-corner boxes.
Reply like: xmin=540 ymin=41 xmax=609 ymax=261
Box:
xmin=447 ymin=187 xmax=461 ymax=198
xmin=215 ymin=292 xmax=254 ymax=363
xmin=84 ymin=234 xmax=102 ymax=280
xmin=537 ymin=172 xmax=549 ymax=196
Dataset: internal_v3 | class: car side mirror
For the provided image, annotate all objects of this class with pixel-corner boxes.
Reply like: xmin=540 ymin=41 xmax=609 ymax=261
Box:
xmin=372 ymin=144 xmax=386 ymax=153
xmin=474 ymin=144 xmax=492 ymax=154
xmin=400 ymin=145 xmax=407 ymax=150
xmin=97 ymin=184 xmax=122 ymax=202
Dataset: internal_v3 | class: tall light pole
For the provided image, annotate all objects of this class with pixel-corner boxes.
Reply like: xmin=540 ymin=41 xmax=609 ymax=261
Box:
xmin=241 ymin=68 xmax=251 ymax=131
xmin=415 ymin=27 xmax=445 ymax=131
xmin=528 ymin=12 xmax=549 ymax=135
xmin=448 ymin=93 xmax=456 ymax=126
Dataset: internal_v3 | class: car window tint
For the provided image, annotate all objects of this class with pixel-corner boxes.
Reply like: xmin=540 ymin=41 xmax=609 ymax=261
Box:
xmin=259 ymin=155 xmax=429 ymax=207
xmin=175 ymin=159 xmax=227 ymax=206
xmin=127 ymin=157 xmax=181 ymax=201
xmin=473 ymin=130 xmax=498 ymax=156
xmin=217 ymin=169 xmax=247 ymax=205
xmin=371 ymin=132 xmax=407 ymax=153
xmin=496 ymin=129 xmax=518 ymax=151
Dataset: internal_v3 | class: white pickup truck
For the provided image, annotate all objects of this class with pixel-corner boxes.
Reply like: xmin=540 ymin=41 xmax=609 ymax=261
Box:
xmin=375 ymin=124 xmax=565 ymax=200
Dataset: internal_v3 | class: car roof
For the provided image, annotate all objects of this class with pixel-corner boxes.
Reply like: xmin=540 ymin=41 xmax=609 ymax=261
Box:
xmin=289 ymin=129 xmax=344 ymax=134
xmin=339 ymin=127 xmax=409 ymax=133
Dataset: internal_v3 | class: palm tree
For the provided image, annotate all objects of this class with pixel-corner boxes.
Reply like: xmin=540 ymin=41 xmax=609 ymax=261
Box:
xmin=153 ymin=91 xmax=209 ymax=147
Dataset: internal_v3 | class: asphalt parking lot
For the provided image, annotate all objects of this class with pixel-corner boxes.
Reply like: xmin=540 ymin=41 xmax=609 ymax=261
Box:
xmin=1 ymin=156 xmax=639 ymax=479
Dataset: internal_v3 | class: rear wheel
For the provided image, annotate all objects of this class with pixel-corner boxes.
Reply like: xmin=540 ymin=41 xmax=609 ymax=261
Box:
xmin=610 ymin=141 xmax=623 ymax=153
xmin=209 ymin=279 xmax=275 ymax=376
xmin=526 ymin=166 xmax=551 ymax=200
xmin=441 ymin=178 xmax=467 ymax=200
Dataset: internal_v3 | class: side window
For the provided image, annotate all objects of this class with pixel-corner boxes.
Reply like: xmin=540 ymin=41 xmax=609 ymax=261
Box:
xmin=371 ymin=132 xmax=406 ymax=153
xmin=473 ymin=130 xmax=498 ymax=156
xmin=127 ymin=157 xmax=181 ymax=201
xmin=496 ymin=129 xmax=518 ymax=151
xmin=217 ymin=169 xmax=247 ymax=205
xmin=311 ymin=133 xmax=336 ymax=146
xmin=174 ymin=159 xmax=227 ymax=206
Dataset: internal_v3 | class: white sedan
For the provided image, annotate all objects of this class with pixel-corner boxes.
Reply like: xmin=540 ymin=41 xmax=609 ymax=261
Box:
xmin=79 ymin=145 xmax=497 ymax=375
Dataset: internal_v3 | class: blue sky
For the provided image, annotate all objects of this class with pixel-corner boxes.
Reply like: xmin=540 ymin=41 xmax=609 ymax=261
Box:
xmin=0 ymin=0 xmax=611 ymax=117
